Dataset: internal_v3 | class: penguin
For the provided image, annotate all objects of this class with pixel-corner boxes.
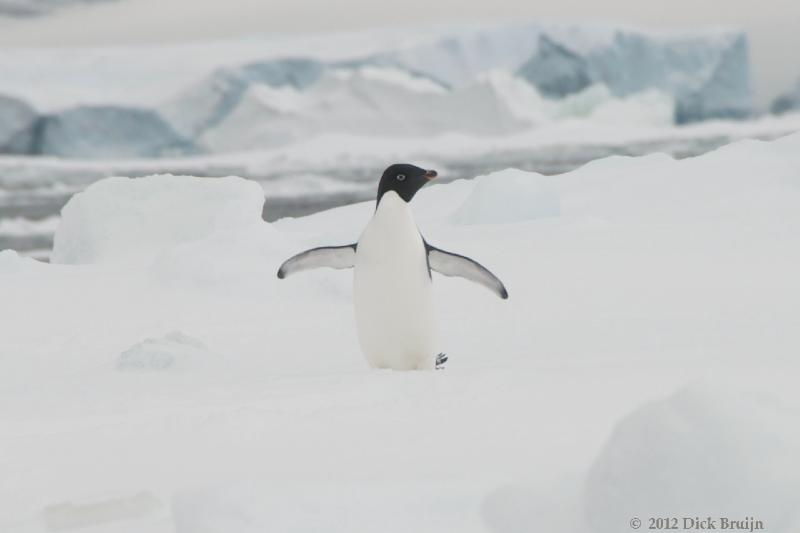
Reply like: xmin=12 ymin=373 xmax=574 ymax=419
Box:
xmin=277 ymin=163 xmax=508 ymax=370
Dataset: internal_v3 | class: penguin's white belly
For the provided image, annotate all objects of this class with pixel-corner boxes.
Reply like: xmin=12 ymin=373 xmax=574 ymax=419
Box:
xmin=353 ymin=193 xmax=437 ymax=370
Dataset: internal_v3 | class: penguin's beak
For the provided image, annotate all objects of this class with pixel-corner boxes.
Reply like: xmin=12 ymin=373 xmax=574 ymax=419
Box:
xmin=424 ymin=169 xmax=438 ymax=180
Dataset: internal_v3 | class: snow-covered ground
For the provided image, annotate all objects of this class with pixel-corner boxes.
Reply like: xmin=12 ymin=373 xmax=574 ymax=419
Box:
xmin=1 ymin=132 xmax=799 ymax=532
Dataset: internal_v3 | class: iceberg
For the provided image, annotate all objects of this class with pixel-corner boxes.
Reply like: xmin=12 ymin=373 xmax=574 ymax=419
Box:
xmin=0 ymin=22 xmax=756 ymax=158
xmin=172 ymin=65 xmax=536 ymax=152
xmin=37 ymin=105 xmax=196 ymax=158
xmin=162 ymin=58 xmax=327 ymax=139
xmin=354 ymin=23 xmax=752 ymax=123
xmin=771 ymin=78 xmax=800 ymax=115
xmin=0 ymin=94 xmax=38 ymax=154
xmin=167 ymin=23 xmax=751 ymax=152
xmin=516 ymin=27 xmax=752 ymax=123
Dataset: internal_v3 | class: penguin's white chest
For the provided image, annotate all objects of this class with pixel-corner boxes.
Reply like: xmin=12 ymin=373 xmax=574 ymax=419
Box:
xmin=353 ymin=192 xmax=437 ymax=370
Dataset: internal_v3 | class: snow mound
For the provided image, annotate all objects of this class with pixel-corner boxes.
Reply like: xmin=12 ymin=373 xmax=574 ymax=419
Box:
xmin=584 ymin=383 xmax=800 ymax=533
xmin=51 ymin=174 xmax=265 ymax=265
xmin=118 ymin=331 xmax=217 ymax=371
xmin=450 ymin=169 xmax=561 ymax=225
xmin=38 ymin=105 xmax=196 ymax=158
xmin=0 ymin=94 xmax=38 ymax=154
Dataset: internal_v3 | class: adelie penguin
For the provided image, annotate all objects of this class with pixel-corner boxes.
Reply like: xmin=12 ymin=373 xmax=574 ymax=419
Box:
xmin=277 ymin=164 xmax=508 ymax=370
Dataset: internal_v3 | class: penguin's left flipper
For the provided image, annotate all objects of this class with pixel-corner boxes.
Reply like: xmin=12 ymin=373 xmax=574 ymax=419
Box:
xmin=426 ymin=244 xmax=509 ymax=299
xmin=277 ymin=244 xmax=357 ymax=279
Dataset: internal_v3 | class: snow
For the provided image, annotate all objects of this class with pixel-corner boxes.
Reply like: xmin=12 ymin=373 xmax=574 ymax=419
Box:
xmin=2 ymin=133 xmax=800 ymax=532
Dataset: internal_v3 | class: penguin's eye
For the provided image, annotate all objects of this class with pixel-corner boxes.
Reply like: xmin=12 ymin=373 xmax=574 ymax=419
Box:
xmin=396 ymin=174 xmax=406 ymax=181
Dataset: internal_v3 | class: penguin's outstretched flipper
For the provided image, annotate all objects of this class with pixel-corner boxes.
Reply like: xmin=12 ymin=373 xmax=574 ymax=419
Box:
xmin=425 ymin=244 xmax=509 ymax=299
xmin=277 ymin=244 xmax=357 ymax=279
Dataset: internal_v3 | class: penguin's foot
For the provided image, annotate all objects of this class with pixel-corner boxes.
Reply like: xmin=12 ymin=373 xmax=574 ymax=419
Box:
xmin=435 ymin=352 xmax=448 ymax=370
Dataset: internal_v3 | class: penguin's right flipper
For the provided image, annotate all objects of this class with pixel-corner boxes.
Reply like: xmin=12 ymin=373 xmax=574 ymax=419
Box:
xmin=426 ymin=245 xmax=509 ymax=299
xmin=277 ymin=244 xmax=357 ymax=279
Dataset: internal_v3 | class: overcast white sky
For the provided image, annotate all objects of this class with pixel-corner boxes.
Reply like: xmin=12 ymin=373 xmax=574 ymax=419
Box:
xmin=0 ymin=0 xmax=797 ymax=105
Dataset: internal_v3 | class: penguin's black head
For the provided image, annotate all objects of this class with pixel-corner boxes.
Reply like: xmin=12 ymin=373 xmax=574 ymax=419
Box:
xmin=377 ymin=163 xmax=437 ymax=204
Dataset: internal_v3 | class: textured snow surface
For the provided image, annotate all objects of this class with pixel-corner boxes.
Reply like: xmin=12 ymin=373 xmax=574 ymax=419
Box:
xmin=118 ymin=331 xmax=219 ymax=371
xmin=2 ymin=133 xmax=800 ymax=532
